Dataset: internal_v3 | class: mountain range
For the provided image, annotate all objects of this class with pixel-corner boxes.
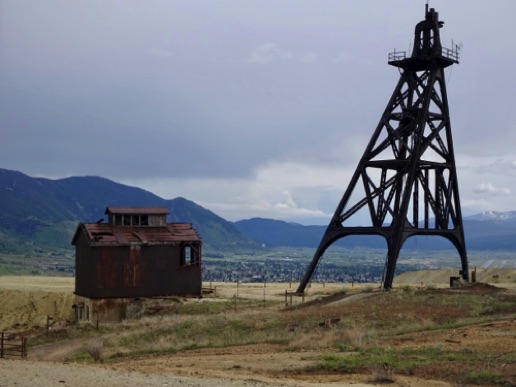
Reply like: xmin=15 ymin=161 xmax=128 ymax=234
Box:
xmin=0 ymin=169 xmax=257 ymax=253
xmin=1 ymin=168 xmax=516 ymax=254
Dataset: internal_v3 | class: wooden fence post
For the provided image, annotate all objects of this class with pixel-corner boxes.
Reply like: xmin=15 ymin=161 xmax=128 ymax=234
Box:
xmin=22 ymin=336 xmax=28 ymax=358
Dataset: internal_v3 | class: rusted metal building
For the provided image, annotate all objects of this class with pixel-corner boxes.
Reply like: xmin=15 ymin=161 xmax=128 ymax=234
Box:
xmin=71 ymin=206 xmax=202 ymax=322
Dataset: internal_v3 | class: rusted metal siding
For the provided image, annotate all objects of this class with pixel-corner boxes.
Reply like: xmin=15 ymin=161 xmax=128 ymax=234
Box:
xmin=96 ymin=248 xmax=118 ymax=289
xmin=124 ymin=245 xmax=142 ymax=288
xmin=72 ymin=223 xmax=200 ymax=246
xmin=74 ymin=229 xmax=202 ymax=299
xmin=74 ymin=231 xmax=99 ymax=296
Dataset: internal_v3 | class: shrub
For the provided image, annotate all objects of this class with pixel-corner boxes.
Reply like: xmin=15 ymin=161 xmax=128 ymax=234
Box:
xmin=85 ymin=339 xmax=104 ymax=363
xmin=370 ymin=363 xmax=395 ymax=383
xmin=337 ymin=326 xmax=370 ymax=350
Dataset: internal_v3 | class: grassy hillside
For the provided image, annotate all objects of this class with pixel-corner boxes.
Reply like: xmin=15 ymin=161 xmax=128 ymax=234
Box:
xmin=1 ymin=275 xmax=515 ymax=386
xmin=395 ymin=268 xmax=516 ymax=286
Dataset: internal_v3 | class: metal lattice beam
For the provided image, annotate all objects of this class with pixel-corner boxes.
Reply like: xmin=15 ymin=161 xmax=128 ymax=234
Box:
xmin=297 ymin=6 xmax=468 ymax=293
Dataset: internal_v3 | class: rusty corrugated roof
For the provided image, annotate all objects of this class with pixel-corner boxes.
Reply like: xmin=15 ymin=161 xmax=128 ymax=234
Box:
xmin=72 ymin=222 xmax=200 ymax=246
xmin=104 ymin=206 xmax=169 ymax=215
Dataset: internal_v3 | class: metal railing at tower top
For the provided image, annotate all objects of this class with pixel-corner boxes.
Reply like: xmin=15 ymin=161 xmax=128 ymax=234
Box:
xmin=388 ymin=50 xmax=407 ymax=62
xmin=388 ymin=43 xmax=460 ymax=64
xmin=442 ymin=45 xmax=460 ymax=62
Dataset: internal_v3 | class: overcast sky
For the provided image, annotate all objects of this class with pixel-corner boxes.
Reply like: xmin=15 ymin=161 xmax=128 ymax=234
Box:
xmin=1 ymin=1 xmax=515 ymax=224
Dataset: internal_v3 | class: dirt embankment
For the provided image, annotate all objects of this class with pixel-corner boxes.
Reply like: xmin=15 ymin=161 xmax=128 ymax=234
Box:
xmin=0 ymin=276 xmax=75 ymax=332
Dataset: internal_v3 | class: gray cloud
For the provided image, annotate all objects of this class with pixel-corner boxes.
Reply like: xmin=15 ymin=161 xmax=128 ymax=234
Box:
xmin=1 ymin=0 xmax=515 ymax=222
xmin=473 ymin=183 xmax=510 ymax=195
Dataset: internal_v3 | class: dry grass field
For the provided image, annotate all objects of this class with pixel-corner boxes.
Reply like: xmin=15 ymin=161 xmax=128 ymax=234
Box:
xmin=0 ymin=270 xmax=515 ymax=386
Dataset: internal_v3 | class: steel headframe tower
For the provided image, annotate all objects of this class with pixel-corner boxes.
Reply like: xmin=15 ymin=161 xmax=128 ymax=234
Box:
xmin=297 ymin=6 xmax=468 ymax=293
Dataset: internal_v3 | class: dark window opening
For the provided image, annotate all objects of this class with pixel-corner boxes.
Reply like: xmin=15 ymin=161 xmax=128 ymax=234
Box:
xmin=180 ymin=243 xmax=200 ymax=266
xmin=114 ymin=214 xmax=151 ymax=226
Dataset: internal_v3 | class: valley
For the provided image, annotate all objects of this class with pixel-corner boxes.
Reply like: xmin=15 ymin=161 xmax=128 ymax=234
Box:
xmin=1 ymin=246 xmax=515 ymax=285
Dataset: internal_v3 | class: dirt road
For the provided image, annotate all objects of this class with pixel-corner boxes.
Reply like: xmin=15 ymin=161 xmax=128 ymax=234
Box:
xmin=0 ymin=357 xmax=451 ymax=387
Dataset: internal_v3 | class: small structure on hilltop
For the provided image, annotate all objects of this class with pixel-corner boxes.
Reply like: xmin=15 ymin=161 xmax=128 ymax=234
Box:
xmin=71 ymin=206 xmax=202 ymax=323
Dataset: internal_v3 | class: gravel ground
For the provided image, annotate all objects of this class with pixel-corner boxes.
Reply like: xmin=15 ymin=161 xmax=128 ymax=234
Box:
xmin=0 ymin=359 xmax=383 ymax=387
xmin=0 ymin=359 xmax=273 ymax=387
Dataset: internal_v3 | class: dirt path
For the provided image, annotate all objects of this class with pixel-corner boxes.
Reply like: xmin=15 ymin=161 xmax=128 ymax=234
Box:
xmin=0 ymin=353 xmax=451 ymax=387
xmin=0 ymin=359 xmax=277 ymax=387
xmin=16 ymin=339 xmax=451 ymax=387
xmin=105 ymin=344 xmax=452 ymax=387
xmin=23 ymin=320 xmax=513 ymax=387
xmin=19 ymin=340 xmax=454 ymax=387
